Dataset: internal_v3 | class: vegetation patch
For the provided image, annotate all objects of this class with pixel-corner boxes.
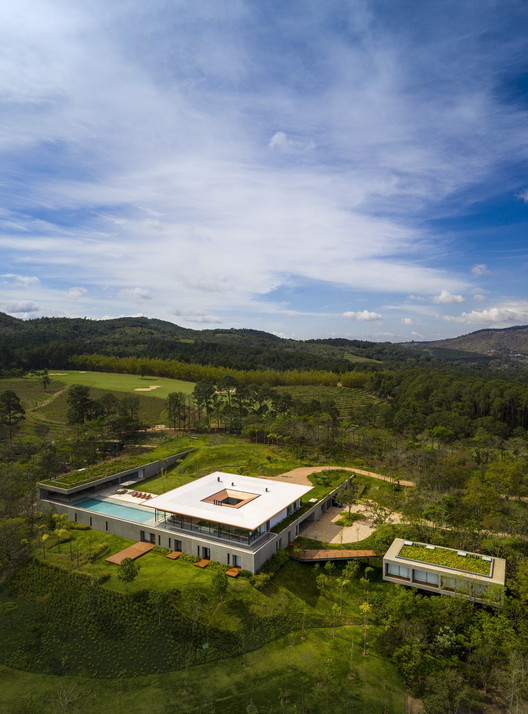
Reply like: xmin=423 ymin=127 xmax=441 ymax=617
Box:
xmin=398 ymin=543 xmax=492 ymax=575
xmin=336 ymin=512 xmax=367 ymax=527
xmin=39 ymin=436 xmax=199 ymax=489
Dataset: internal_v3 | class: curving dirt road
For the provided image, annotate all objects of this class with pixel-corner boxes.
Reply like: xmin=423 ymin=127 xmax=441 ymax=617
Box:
xmin=271 ymin=465 xmax=415 ymax=487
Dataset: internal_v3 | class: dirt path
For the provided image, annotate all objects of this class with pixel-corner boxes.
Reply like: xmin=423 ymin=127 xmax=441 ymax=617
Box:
xmin=26 ymin=386 xmax=68 ymax=422
xmin=273 ymin=465 xmax=415 ymax=488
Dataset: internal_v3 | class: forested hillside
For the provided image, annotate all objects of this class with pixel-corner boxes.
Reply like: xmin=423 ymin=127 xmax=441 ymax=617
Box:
xmin=0 ymin=313 xmax=474 ymax=375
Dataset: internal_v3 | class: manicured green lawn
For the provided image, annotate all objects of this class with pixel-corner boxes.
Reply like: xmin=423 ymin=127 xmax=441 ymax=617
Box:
xmin=45 ymin=369 xmax=196 ymax=398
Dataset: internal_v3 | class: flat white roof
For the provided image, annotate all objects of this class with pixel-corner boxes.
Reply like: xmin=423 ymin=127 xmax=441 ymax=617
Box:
xmin=146 ymin=472 xmax=312 ymax=531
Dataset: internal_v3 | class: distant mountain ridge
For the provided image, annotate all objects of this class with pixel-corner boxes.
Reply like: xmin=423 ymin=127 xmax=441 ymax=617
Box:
xmin=408 ymin=325 xmax=528 ymax=361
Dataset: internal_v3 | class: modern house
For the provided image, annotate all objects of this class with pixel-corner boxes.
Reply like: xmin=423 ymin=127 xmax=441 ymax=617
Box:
xmin=38 ymin=457 xmax=340 ymax=572
xmin=383 ymin=538 xmax=506 ymax=604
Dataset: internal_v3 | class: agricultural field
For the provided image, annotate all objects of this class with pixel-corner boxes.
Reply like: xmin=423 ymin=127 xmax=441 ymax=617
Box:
xmin=273 ymin=384 xmax=380 ymax=418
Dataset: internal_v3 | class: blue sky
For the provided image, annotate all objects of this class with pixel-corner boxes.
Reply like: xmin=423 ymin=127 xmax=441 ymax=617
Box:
xmin=1 ymin=0 xmax=528 ymax=341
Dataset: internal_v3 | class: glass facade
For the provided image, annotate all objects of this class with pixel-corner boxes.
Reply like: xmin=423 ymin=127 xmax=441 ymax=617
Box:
xmin=154 ymin=510 xmax=268 ymax=544
xmin=386 ymin=563 xmax=410 ymax=579
xmin=413 ymin=569 xmax=439 ymax=586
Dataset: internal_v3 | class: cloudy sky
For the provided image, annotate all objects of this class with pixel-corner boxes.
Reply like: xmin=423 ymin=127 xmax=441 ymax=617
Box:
xmin=1 ymin=1 xmax=528 ymax=341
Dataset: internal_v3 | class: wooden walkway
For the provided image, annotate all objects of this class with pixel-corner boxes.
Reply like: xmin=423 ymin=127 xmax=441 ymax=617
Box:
xmin=290 ymin=549 xmax=377 ymax=563
xmin=106 ymin=542 xmax=154 ymax=565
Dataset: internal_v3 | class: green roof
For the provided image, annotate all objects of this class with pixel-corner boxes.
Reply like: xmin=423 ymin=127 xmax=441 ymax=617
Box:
xmin=39 ymin=440 xmax=192 ymax=490
xmin=398 ymin=543 xmax=492 ymax=576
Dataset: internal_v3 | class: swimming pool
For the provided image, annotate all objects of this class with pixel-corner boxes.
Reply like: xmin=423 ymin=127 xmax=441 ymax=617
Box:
xmin=75 ymin=498 xmax=155 ymax=524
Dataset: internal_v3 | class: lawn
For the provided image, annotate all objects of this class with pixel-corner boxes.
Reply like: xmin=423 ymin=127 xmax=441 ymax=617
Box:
xmin=39 ymin=527 xmax=219 ymax=593
xmin=36 ymin=385 xmax=167 ymax=426
xmin=45 ymin=369 xmax=196 ymax=398
xmin=0 ymin=624 xmax=405 ymax=713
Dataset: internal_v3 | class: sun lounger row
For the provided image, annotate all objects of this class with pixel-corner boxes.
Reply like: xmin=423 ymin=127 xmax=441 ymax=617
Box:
xmin=130 ymin=492 xmax=152 ymax=499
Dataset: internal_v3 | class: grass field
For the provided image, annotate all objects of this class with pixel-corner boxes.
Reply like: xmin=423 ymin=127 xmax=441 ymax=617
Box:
xmin=36 ymin=385 xmax=167 ymax=426
xmin=0 ymin=624 xmax=405 ymax=714
xmin=45 ymin=370 xmax=196 ymax=398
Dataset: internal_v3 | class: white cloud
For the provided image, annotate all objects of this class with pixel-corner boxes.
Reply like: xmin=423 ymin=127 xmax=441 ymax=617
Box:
xmin=1 ymin=273 xmax=40 ymax=286
xmin=172 ymin=309 xmax=221 ymax=324
xmin=432 ymin=290 xmax=466 ymax=304
xmin=471 ymin=264 xmax=490 ymax=276
xmin=0 ymin=2 xmax=526 ymax=338
xmin=401 ymin=317 xmax=413 ymax=325
xmin=0 ymin=300 xmax=40 ymax=313
xmin=119 ymin=287 xmax=152 ymax=301
xmin=67 ymin=287 xmax=87 ymax=298
xmin=268 ymin=131 xmax=315 ymax=154
xmin=442 ymin=301 xmax=528 ymax=326
xmin=343 ymin=310 xmax=383 ymax=322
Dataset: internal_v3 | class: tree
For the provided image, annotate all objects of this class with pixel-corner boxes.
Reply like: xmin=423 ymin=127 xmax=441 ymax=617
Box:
xmin=117 ymin=557 xmax=140 ymax=592
xmin=39 ymin=370 xmax=50 ymax=391
xmin=0 ymin=390 xmax=25 ymax=441
xmin=167 ymin=392 xmax=186 ymax=429
xmin=66 ymin=385 xmax=93 ymax=424
xmin=211 ymin=571 xmax=228 ymax=603
xmin=337 ymin=483 xmax=357 ymax=516
xmin=193 ymin=381 xmax=216 ymax=416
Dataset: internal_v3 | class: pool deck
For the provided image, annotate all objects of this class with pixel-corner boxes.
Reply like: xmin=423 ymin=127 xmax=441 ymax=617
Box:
xmin=106 ymin=541 xmax=154 ymax=564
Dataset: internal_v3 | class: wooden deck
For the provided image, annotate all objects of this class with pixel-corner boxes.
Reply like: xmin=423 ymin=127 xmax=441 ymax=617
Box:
xmin=106 ymin=542 xmax=154 ymax=565
xmin=290 ymin=549 xmax=377 ymax=563
xmin=194 ymin=558 xmax=210 ymax=568
xmin=166 ymin=550 xmax=182 ymax=560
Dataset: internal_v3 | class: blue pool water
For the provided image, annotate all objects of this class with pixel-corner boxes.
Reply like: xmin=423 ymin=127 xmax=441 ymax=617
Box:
xmin=76 ymin=498 xmax=154 ymax=523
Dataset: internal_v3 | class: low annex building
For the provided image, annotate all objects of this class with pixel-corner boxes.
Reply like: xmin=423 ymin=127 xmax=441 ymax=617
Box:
xmin=383 ymin=538 xmax=506 ymax=604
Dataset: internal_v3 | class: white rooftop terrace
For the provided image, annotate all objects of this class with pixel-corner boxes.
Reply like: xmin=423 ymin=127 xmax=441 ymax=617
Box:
xmin=146 ymin=471 xmax=312 ymax=531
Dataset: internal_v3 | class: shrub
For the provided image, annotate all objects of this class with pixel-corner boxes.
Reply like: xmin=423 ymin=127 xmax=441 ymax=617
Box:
xmin=152 ymin=546 xmax=171 ymax=555
xmin=209 ymin=561 xmax=230 ymax=573
xmin=249 ymin=573 xmax=271 ymax=590
xmin=259 ymin=549 xmax=289 ymax=575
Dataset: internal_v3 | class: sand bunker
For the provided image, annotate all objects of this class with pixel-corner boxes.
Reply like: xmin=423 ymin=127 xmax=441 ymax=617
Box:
xmin=134 ymin=385 xmax=162 ymax=392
